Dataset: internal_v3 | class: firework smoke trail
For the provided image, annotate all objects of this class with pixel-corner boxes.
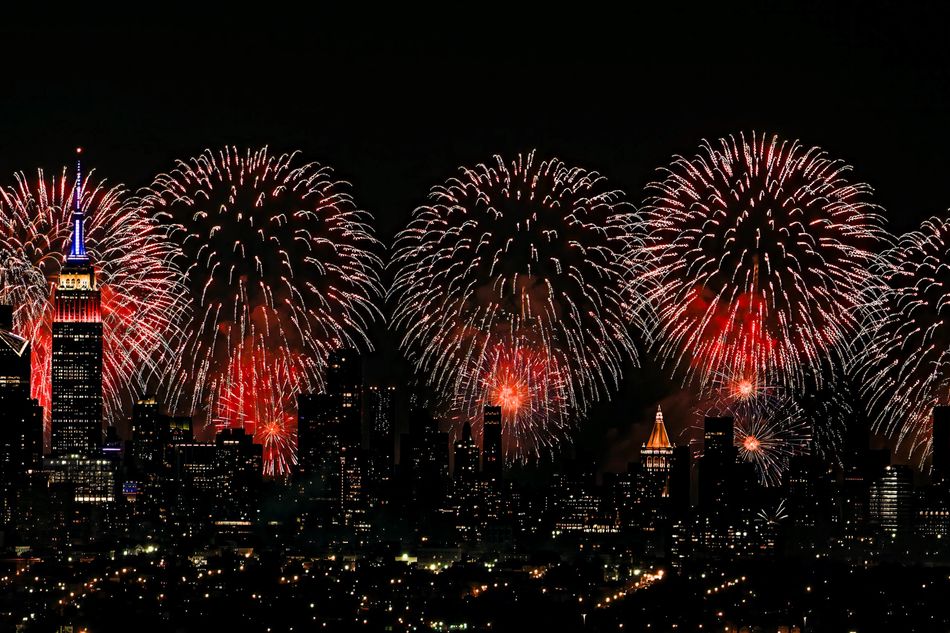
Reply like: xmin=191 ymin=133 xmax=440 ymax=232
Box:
xmin=390 ymin=151 xmax=640 ymax=459
xmin=630 ymin=132 xmax=887 ymax=393
xmin=141 ymin=147 xmax=383 ymax=474
xmin=0 ymin=167 xmax=184 ymax=440
xmin=860 ymin=218 xmax=950 ymax=463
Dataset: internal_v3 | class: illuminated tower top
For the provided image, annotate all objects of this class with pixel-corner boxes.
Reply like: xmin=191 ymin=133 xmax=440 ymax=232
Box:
xmin=646 ymin=405 xmax=672 ymax=450
xmin=58 ymin=149 xmax=98 ymax=306
xmin=66 ymin=148 xmax=89 ymax=265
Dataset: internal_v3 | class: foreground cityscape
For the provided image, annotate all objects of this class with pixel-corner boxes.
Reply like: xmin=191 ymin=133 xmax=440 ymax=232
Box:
xmin=0 ymin=176 xmax=949 ymax=631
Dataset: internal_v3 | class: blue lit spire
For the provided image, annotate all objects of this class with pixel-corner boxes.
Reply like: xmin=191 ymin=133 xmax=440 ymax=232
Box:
xmin=66 ymin=147 xmax=89 ymax=264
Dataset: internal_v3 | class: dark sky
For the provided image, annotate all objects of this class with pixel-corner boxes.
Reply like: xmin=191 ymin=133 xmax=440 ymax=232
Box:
xmin=2 ymin=4 xmax=947 ymax=469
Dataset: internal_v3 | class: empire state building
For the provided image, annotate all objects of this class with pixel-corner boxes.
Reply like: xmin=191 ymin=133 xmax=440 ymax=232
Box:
xmin=50 ymin=154 xmax=103 ymax=456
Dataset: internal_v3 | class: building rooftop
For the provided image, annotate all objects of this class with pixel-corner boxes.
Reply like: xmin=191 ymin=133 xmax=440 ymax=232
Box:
xmin=646 ymin=406 xmax=672 ymax=449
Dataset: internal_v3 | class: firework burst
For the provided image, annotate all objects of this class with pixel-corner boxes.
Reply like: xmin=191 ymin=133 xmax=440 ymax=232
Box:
xmin=451 ymin=339 xmax=572 ymax=458
xmin=0 ymin=166 xmax=183 ymax=439
xmin=733 ymin=406 xmax=811 ymax=486
xmin=141 ymin=146 xmax=383 ymax=474
xmin=630 ymin=132 xmax=887 ymax=392
xmin=390 ymin=151 xmax=639 ymax=459
xmin=756 ymin=499 xmax=789 ymax=526
xmin=216 ymin=343 xmax=300 ymax=476
xmin=860 ymin=217 xmax=950 ymax=463
xmin=696 ymin=371 xmax=812 ymax=486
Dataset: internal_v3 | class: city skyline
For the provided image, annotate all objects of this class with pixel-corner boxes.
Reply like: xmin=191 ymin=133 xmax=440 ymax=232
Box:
xmin=2 ymin=7 xmax=950 ymax=631
xmin=4 ymin=10 xmax=950 ymax=474
xmin=0 ymin=140 xmax=934 ymax=472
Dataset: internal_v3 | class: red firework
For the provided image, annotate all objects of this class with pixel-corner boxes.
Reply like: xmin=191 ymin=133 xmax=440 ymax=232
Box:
xmin=452 ymin=340 xmax=572 ymax=459
xmin=633 ymin=132 xmax=887 ymax=391
xmin=0 ymin=166 xmax=183 ymax=442
xmin=141 ymin=147 xmax=383 ymax=475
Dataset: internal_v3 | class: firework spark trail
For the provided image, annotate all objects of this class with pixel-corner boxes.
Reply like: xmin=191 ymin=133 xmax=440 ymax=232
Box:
xmin=757 ymin=499 xmax=789 ymax=526
xmin=390 ymin=151 xmax=640 ymax=459
xmin=0 ymin=167 xmax=185 ymax=441
xmin=452 ymin=339 xmax=572 ymax=457
xmin=630 ymin=132 xmax=887 ymax=393
xmin=141 ymin=147 xmax=383 ymax=474
xmin=860 ymin=217 xmax=950 ymax=463
xmin=733 ymin=404 xmax=811 ymax=486
xmin=695 ymin=370 xmax=812 ymax=486
xmin=217 ymin=343 xmax=300 ymax=476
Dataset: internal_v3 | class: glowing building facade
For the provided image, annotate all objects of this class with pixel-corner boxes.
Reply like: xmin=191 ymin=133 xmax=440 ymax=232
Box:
xmin=641 ymin=406 xmax=674 ymax=492
xmin=51 ymin=158 xmax=103 ymax=456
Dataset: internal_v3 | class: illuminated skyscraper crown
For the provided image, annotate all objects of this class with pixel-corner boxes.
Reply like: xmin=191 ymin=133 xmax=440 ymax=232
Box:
xmin=646 ymin=405 xmax=672 ymax=449
xmin=66 ymin=149 xmax=89 ymax=264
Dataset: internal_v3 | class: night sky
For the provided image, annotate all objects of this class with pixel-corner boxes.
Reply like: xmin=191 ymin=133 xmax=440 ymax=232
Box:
xmin=1 ymin=4 xmax=946 ymax=470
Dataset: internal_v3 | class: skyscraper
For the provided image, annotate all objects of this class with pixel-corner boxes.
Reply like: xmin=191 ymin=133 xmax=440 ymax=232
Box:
xmin=131 ymin=396 xmax=162 ymax=473
xmin=296 ymin=350 xmax=365 ymax=528
xmin=51 ymin=156 xmax=103 ymax=456
xmin=327 ymin=350 xmax=365 ymax=527
xmin=698 ymin=415 xmax=736 ymax=509
xmin=214 ymin=427 xmax=263 ymax=524
xmin=328 ymin=348 xmax=362 ymax=448
xmin=452 ymin=422 xmax=480 ymax=538
xmin=297 ymin=392 xmax=336 ymax=480
xmin=365 ymin=385 xmax=397 ymax=493
xmin=0 ymin=306 xmax=43 ymax=524
xmin=670 ymin=445 xmax=691 ymax=514
xmin=641 ymin=406 xmax=674 ymax=496
xmin=454 ymin=422 xmax=479 ymax=483
xmin=367 ymin=385 xmax=396 ymax=457
xmin=482 ymin=405 xmax=502 ymax=480
xmin=870 ymin=464 xmax=913 ymax=539
xmin=933 ymin=406 xmax=950 ymax=487
xmin=0 ymin=306 xmax=30 ymax=402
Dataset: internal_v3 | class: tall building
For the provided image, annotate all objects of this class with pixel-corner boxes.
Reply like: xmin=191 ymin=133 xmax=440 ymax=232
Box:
xmin=168 ymin=439 xmax=216 ymax=537
xmin=297 ymin=392 xmax=336 ymax=480
xmin=452 ymin=422 xmax=480 ymax=537
xmin=328 ymin=348 xmax=362 ymax=448
xmin=641 ymin=406 xmax=674 ymax=496
xmin=401 ymin=403 xmax=450 ymax=506
xmin=0 ymin=306 xmax=43 ymax=524
xmin=454 ymin=422 xmax=479 ymax=482
xmin=787 ymin=454 xmax=820 ymax=529
xmin=698 ymin=415 xmax=735 ymax=509
xmin=340 ymin=445 xmax=369 ymax=531
xmin=870 ymin=464 xmax=914 ymax=540
xmin=933 ymin=406 xmax=950 ymax=487
xmin=693 ymin=415 xmax=741 ymax=557
xmin=703 ymin=415 xmax=734 ymax=454
xmin=670 ymin=445 xmax=691 ymax=513
xmin=0 ymin=306 xmax=30 ymax=401
xmin=629 ymin=407 xmax=675 ymax=555
xmin=296 ymin=350 xmax=365 ymax=529
xmin=365 ymin=386 xmax=397 ymax=492
xmin=51 ymin=157 xmax=103 ymax=456
xmin=214 ymin=428 xmax=263 ymax=525
xmin=482 ymin=405 xmax=502 ymax=481
xmin=131 ymin=396 xmax=162 ymax=473
xmin=366 ymin=385 xmax=396 ymax=456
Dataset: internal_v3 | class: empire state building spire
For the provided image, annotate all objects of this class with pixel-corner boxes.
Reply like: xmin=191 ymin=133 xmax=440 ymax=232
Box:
xmin=66 ymin=147 xmax=88 ymax=264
